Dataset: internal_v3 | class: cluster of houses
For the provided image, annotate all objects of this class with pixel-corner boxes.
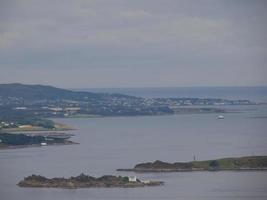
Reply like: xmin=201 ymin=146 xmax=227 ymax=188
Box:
xmin=0 ymin=121 xmax=34 ymax=129
xmin=0 ymin=121 xmax=16 ymax=129
xmin=39 ymin=106 xmax=81 ymax=117
xmin=13 ymin=105 xmax=82 ymax=118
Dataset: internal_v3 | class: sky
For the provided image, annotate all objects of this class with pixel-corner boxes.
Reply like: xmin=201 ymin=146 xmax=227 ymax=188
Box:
xmin=0 ymin=0 xmax=266 ymax=88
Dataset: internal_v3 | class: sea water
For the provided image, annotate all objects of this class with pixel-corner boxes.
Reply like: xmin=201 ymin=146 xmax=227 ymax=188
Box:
xmin=1 ymin=88 xmax=267 ymax=200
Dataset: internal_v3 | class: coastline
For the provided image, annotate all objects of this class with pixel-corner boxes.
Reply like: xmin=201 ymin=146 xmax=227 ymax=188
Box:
xmin=17 ymin=174 xmax=164 ymax=189
xmin=117 ymin=167 xmax=267 ymax=173
xmin=0 ymin=140 xmax=78 ymax=150
xmin=1 ymin=122 xmax=74 ymax=133
xmin=117 ymin=156 xmax=267 ymax=173
xmin=0 ymin=124 xmax=77 ymax=150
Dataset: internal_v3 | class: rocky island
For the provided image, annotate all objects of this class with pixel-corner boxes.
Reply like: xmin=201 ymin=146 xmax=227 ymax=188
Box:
xmin=117 ymin=156 xmax=267 ymax=172
xmin=17 ymin=174 xmax=163 ymax=189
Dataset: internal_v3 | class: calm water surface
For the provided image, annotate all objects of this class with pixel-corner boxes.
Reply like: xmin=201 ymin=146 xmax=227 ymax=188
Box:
xmin=1 ymin=105 xmax=267 ymax=200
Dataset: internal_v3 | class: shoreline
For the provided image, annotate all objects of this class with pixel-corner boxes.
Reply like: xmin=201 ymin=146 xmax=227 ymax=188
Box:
xmin=17 ymin=174 xmax=163 ymax=189
xmin=1 ymin=122 xmax=74 ymax=133
xmin=1 ymin=105 xmax=251 ymax=133
xmin=0 ymin=141 xmax=78 ymax=150
xmin=0 ymin=130 xmax=78 ymax=150
xmin=117 ymin=156 xmax=267 ymax=173
xmin=117 ymin=168 xmax=267 ymax=173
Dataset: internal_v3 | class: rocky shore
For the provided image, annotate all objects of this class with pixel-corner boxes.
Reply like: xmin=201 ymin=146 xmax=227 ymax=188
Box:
xmin=17 ymin=174 xmax=163 ymax=189
xmin=117 ymin=156 xmax=267 ymax=172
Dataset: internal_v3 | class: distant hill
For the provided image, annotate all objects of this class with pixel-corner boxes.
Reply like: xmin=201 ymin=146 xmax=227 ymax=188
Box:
xmin=0 ymin=83 xmax=253 ymax=120
xmin=117 ymin=156 xmax=267 ymax=172
xmin=0 ymin=83 xmax=134 ymax=101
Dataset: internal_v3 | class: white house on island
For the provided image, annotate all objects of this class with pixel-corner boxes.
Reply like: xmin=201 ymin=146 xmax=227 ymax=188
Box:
xmin=128 ymin=176 xmax=137 ymax=182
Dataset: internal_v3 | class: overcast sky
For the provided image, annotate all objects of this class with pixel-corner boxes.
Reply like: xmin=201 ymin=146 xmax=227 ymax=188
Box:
xmin=0 ymin=0 xmax=266 ymax=88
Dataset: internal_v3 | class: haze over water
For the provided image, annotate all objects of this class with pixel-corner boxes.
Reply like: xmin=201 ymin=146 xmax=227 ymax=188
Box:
xmin=81 ymin=86 xmax=267 ymax=102
xmin=1 ymin=0 xmax=267 ymax=198
xmin=1 ymin=88 xmax=267 ymax=200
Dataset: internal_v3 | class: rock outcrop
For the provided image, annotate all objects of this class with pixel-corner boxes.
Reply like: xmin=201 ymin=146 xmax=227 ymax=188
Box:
xmin=18 ymin=173 xmax=163 ymax=189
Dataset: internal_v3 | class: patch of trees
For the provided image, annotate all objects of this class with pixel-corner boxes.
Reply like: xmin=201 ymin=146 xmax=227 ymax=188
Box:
xmin=0 ymin=133 xmax=45 ymax=145
xmin=209 ymin=160 xmax=220 ymax=169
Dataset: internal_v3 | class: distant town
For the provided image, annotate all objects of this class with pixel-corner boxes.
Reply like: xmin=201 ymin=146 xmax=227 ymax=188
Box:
xmin=0 ymin=83 xmax=255 ymax=131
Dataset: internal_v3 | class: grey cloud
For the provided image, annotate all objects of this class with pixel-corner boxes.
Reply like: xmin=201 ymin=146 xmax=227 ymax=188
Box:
xmin=0 ymin=0 xmax=266 ymax=87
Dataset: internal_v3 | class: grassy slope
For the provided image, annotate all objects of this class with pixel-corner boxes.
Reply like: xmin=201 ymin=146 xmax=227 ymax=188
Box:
xmin=133 ymin=156 xmax=267 ymax=171
xmin=2 ymin=122 xmax=73 ymax=133
xmin=191 ymin=156 xmax=267 ymax=169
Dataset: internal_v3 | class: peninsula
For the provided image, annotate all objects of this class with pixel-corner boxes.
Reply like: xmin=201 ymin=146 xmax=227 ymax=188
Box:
xmin=17 ymin=174 xmax=163 ymax=189
xmin=0 ymin=83 xmax=254 ymax=126
xmin=117 ymin=156 xmax=267 ymax=172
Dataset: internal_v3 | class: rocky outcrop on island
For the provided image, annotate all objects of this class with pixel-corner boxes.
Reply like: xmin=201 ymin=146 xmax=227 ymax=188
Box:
xmin=17 ymin=173 xmax=163 ymax=189
xmin=117 ymin=156 xmax=267 ymax=172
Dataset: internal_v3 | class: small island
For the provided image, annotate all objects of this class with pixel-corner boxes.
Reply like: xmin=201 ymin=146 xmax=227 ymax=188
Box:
xmin=17 ymin=174 xmax=163 ymax=189
xmin=117 ymin=156 xmax=267 ymax=172
xmin=0 ymin=132 xmax=76 ymax=149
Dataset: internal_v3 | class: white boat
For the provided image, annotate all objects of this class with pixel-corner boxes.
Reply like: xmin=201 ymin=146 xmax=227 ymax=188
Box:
xmin=217 ymin=115 xmax=224 ymax=119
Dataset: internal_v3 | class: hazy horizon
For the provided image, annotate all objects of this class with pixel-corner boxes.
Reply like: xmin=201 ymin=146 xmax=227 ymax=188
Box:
xmin=2 ymin=82 xmax=267 ymax=89
xmin=0 ymin=0 xmax=267 ymax=88
xmin=1 ymin=2 xmax=267 ymax=199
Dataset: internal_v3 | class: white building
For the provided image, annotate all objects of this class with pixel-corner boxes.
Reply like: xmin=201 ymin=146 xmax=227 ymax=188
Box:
xmin=49 ymin=107 xmax=63 ymax=111
xmin=128 ymin=176 xmax=137 ymax=182
xmin=14 ymin=107 xmax=27 ymax=110
xmin=142 ymin=180 xmax=150 ymax=184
